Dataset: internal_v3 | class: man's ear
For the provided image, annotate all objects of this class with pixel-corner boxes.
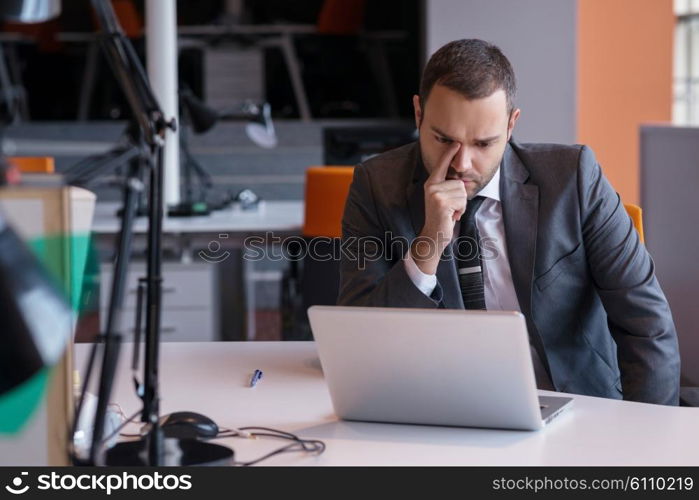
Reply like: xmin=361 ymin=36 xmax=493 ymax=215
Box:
xmin=412 ymin=95 xmax=422 ymax=129
xmin=507 ymin=108 xmax=521 ymax=141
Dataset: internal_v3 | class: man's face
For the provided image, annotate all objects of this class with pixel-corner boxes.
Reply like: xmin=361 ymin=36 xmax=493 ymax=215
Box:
xmin=413 ymin=85 xmax=520 ymax=199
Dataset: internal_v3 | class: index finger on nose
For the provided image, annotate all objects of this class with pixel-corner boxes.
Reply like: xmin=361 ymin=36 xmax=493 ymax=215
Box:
xmin=427 ymin=141 xmax=461 ymax=185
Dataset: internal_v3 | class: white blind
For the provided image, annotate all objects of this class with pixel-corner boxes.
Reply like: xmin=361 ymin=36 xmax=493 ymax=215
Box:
xmin=674 ymin=0 xmax=699 ymax=124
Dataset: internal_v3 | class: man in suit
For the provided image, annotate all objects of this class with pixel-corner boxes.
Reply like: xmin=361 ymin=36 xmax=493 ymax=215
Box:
xmin=337 ymin=39 xmax=680 ymax=405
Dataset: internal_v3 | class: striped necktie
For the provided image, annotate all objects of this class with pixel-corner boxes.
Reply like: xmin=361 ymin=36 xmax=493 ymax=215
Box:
xmin=456 ymin=196 xmax=487 ymax=310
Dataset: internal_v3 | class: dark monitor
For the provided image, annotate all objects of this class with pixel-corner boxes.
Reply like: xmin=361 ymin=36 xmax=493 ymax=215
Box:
xmin=323 ymin=125 xmax=418 ymax=165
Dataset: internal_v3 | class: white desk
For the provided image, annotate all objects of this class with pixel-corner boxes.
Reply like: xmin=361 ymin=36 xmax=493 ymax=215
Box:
xmin=75 ymin=342 xmax=699 ymax=466
xmin=91 ymin=201 xmax=304 ymax=340
xmin=91 ymin=200 xmax=304 ymax=235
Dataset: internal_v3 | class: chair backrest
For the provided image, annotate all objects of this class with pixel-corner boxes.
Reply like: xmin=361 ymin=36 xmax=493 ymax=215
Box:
xmin=624 ymin=203 xmax=644 ymax=243
xmin=303 ymin=166 xmax=355 ymax=238
xmin=9 ymin=156 xmax=55 ymax=174
xmin=316 ymin=0 xmax=366 ymax=35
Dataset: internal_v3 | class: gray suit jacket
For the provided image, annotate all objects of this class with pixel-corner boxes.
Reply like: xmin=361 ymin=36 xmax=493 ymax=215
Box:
xmin=338 ymin=140 xmax=681 ymax=405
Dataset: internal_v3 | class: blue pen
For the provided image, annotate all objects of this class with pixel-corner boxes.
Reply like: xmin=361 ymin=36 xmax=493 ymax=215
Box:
xmin=249 ymin=369 xmax=263 ymax=387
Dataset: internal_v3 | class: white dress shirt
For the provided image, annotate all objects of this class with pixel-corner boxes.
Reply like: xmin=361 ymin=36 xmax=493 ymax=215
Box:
xmin=404 ymin=167 xmax=521 ymax=312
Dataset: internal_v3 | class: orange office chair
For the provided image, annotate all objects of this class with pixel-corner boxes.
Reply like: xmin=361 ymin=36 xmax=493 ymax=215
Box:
xmin=281 ymin=166 xmax=355 ymax=340
xmin=8 ymin=156 xmax=55 ymax=174
xmin=303 ymin=166 xmax=355 ymax=237
xmin=624 ymin=203 xmax=644 ymax=243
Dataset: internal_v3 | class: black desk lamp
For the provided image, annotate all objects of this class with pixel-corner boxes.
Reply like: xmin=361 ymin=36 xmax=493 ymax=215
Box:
xmin=181 ymin=88 xmax=277 ymax=148
xmin=168 ymin=88 xmax=275 ymax=217
xmin=69 ymin=0 xmax=233 ymax=466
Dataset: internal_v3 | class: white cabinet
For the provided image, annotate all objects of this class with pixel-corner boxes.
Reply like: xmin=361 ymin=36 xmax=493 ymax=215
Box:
xmin=99 ymin=262 xmax=216 ymax=342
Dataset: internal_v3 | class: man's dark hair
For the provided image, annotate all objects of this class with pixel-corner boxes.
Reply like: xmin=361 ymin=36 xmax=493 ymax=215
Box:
xmin=419 ymin=39 xmax=516 ymax=113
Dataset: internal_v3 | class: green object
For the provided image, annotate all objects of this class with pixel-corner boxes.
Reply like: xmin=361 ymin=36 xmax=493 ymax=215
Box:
xmin=0 ymin=368 xmax=51 ymax=434
xmin=27 ymin=232 xmax=93 ymax=313
xmin=0 ymin=231 xmax=94 ymax=434
xmin=192 ymin=202 xmax=208 ymax=213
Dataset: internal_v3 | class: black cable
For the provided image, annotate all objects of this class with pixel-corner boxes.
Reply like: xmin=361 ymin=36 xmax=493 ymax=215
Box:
xmin=212 ymin=426 xmax=326 ymax=466
xmin=235 ymin=441 xmax=325 ymax=467
xmin=107 ymin=423 xmax=325 ymax=465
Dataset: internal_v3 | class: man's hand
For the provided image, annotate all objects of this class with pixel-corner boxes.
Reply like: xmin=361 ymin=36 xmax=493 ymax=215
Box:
xmin=410 ymin=142 xmax=467 ymax=275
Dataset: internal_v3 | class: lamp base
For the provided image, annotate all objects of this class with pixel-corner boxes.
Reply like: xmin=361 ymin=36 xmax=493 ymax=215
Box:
xmin=168 ymin=202 xmax=211 ymax=217
xmin=105 ymin=437 xmax=234 ymax=466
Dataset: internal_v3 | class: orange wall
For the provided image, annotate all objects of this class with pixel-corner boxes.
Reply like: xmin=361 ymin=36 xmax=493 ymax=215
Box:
xmin=577 ymin=0 xmax=673 ymax=205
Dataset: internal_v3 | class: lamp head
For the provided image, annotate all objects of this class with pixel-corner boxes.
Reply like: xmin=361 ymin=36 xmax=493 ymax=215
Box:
xmin=179 ymin=91 xmax=278 ymax=148
xmin=180 ymin=89 xmax=219 ymax=135
xmin=245 ymin=102 xmax=277 ymax=149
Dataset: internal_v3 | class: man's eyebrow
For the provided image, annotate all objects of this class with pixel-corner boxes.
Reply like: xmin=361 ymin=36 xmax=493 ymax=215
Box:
xmin=474 ymin=135 xmax=501 ymax=143
xmin=429 ymin=126 xmax=500 ymax=143
xmin=430 ymin=126 xmax=456 ymax=140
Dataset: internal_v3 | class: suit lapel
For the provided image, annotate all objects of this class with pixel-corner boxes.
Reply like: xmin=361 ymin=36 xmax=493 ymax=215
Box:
xmin=406 ymin=145 xmax=463 ymax=309
xmin=501 ymin=143 xmax=538 ymax=320
xmin=501 ymin=143 xmax=554 ymax=379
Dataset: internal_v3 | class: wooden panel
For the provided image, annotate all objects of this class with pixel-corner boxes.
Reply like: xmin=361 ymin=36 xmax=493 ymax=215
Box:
xmin=0 ymin=186 xmax=96 ymax=465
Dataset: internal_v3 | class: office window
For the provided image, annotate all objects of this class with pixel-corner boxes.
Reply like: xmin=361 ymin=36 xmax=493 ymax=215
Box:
xmin=674 ymin=0 xmax=699 ymax=124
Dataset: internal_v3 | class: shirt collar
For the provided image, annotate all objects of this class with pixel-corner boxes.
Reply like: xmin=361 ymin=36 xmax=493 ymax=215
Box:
xmin=477 ymin=165 xmax=501 ymax=202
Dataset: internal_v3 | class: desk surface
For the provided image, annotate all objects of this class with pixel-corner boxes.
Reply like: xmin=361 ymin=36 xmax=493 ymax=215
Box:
xmin=75 ymin=342 xmax=699 ymax=466
xmin=91 ymin=200 xmax=303 ymax=234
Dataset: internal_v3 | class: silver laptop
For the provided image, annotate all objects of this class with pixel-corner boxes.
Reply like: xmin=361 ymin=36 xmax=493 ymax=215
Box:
xmin=308 ymin=306 xmax=572 ymax=431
